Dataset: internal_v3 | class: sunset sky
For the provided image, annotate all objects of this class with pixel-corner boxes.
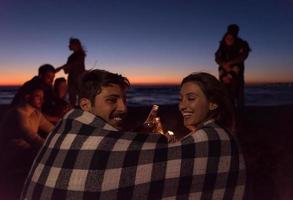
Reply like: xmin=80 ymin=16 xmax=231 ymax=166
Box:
xmin=0 ymin=0 xmax=293 ymax=85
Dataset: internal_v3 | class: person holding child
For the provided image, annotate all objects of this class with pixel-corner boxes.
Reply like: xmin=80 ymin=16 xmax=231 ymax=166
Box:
xmin=215 ymin=24 xmax=250 ymax=114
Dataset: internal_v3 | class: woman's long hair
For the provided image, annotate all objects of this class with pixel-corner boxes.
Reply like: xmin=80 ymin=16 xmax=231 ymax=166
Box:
xmin=70 ymin=37 xmax=86 ymax=56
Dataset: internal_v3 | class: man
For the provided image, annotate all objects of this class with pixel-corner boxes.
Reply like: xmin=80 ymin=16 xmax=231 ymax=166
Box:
xmin=0 ymin=84 xmax=54 ymax=166
xmin=215 ymin=24 xmax=251 ymax=114
xmin=21 ymin=69 xmax=245 ymax=199
xmin=0 ymin=84 xmax=54 ymax=199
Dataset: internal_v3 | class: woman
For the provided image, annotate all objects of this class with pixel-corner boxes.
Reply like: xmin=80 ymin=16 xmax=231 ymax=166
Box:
xmin=177 ymin=72 xmax=246 ymax=199
xmin=53 ymin=77 xmax=68 ymax=100
xmin=42 ymin=77 xmax=71 ymax=124
xmin=56 ymin=38 xmax=86 ymax=106
xmin=179 ymin=72 xmax=235 ymax=133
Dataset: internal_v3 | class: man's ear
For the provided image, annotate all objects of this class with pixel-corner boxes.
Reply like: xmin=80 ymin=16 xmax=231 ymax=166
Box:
xmin=209 ymin=102 xmax=218 ymax=111
xmin=79 ymin=98 xmax=92 ymax=111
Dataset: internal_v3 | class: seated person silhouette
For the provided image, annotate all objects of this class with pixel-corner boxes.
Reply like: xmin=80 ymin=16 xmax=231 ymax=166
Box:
xmin=44 ymin=77 xmax=71 ymax=124
xmin=0 ymin=84 xmax=54 ymax=171
xmin=0 ymin=84 xmax=54 ymax=200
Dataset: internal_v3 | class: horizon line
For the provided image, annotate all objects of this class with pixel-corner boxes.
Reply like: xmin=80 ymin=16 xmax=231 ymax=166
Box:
xmin=0 ymin=81 xmax=292 ymax=87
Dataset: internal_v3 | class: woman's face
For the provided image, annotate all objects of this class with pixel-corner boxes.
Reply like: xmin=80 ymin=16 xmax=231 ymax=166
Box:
xmin=179 ymin=81 xmax=211 ymax=132
xmin=58 ymin=81 xmax=68 ymax=99
xmin=69 ymin=42 xmax=80 ymax=51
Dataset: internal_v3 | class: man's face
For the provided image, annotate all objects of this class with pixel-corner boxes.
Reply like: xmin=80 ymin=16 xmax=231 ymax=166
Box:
xmin=224 ymin=34 xmax=235 ymax=46
xmin=41 ymin=71 xmax=55 ymax=86
xmin=28 ymin=89 xmax=44 ymax=109
xmin=89 ymin=84 xmax=127 ymax=130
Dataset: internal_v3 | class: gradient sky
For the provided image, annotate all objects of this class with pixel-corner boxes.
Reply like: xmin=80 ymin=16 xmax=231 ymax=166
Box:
xmin=0 ymin=0 xmax=293 ymax=85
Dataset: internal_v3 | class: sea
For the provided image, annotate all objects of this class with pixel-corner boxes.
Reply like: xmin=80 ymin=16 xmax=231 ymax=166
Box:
xmin=1 ymin=83 xmax=293 ymax=107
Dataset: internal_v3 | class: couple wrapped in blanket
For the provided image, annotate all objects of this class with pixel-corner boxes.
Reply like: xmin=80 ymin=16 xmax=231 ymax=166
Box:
xmin=21 ymin=70 xmax=246 ymax=200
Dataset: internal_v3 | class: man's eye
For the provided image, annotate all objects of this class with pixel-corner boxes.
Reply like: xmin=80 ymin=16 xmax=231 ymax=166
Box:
xmin=106 ymin=98 xmax=117 ymax=103
xmin=187 ymin=97 xmax=196 ymax=101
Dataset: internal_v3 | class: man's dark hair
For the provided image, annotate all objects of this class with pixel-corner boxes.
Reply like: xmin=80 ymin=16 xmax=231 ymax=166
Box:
xmin=227 ymin=24 xmax=239 ymax=37
xmin=79 ymin=69 xmax=130 ymax=104
xmin=38 ymin=64 xmax=55 ymax=76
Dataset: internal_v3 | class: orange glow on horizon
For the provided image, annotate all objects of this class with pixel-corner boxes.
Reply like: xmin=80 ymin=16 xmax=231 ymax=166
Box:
xmin=0 ymin=66 xmax=292 ymax=86
xmin=0 ymin=76 xmax=292 ymax=86
xmin=128 ymin=75 xmax=180 ymax=85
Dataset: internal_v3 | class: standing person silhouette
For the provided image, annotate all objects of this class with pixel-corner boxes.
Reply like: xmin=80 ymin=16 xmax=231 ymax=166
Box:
xmin=56 ymin=38 xmax=86 ymax=107
xmin=215 ymin=24 xmax=251 ymax=116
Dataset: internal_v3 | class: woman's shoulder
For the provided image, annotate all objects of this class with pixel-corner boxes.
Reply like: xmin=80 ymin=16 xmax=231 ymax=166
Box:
xmin=183 ymin=122 xmax=232 ymax=143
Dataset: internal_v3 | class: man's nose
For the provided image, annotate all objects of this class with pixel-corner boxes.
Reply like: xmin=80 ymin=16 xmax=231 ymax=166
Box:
xmin=117 ymin=99 xmax=127 ymax=112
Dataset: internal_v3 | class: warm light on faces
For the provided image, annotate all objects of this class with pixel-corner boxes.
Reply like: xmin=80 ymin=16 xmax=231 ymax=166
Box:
xmin=28 ymin=89 xmax=44 ymax=110
xmin=179 ymin=82 xmax=211 ymax=132
xmin=80 ymin=84 xmax=127 ymax=130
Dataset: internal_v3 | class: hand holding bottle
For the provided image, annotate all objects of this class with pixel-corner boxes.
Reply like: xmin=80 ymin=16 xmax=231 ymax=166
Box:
xmin=143 ymin=104 xmax=159 ymax=131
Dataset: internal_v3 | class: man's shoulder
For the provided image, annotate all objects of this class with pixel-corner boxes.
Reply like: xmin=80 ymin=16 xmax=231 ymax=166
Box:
xmin=23 ymin=76 xmax=41 ymax=86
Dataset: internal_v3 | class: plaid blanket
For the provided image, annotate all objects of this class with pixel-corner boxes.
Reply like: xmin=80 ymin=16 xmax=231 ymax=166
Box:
xmin=21 ymin=109 xmax=246 ymax=200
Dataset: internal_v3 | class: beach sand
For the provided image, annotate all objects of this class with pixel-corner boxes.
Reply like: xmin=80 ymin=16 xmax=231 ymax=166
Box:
xmin=0 ymin=104 xmax=293 ymax=199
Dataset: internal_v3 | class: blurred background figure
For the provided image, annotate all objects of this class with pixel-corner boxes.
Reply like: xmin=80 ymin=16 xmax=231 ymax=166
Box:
xmin=0 ymin=84 xmax=53 ymax=199
xmin=54 ymin=77 xmax=68 ymax=100
xmin=11 ymin=64 xmax=56 ymax=111
xmin=43 ymin=77 xmax=71 ymax=124
xmin=215 ymin=24 xmax=251 ymax=116
xmin=56 ymin=37 xmax=86 ymax=107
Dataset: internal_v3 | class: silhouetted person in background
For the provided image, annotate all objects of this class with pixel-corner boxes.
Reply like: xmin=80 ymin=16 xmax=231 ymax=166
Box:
xmin=215 ymin=24 xmax=251 ymax=116
xmin=56 ymin=37 xmax=86 ymax=107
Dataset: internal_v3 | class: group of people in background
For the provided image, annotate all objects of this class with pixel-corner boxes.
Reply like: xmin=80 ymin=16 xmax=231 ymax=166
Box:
xmin=0 ymin=37 xmax=87 ymax=198
xmin=0 ymin=24 xmax=250 ymax=199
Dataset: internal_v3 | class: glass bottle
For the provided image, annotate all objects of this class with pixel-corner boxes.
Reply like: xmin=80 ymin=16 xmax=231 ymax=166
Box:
xmin=154 ymin=117 xmax=164 ymax=135
xmin=143 ymin=104 xmax=159 ymax=130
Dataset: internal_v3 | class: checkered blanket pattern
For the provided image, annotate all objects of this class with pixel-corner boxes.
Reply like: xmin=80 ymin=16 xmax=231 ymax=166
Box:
xmin=21 ymin=109 xmax=246 ymax=200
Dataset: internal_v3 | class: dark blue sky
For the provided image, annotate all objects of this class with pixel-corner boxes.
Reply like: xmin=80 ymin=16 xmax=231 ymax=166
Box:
xmin=1 ymin=0 xmax=292 ymax=84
